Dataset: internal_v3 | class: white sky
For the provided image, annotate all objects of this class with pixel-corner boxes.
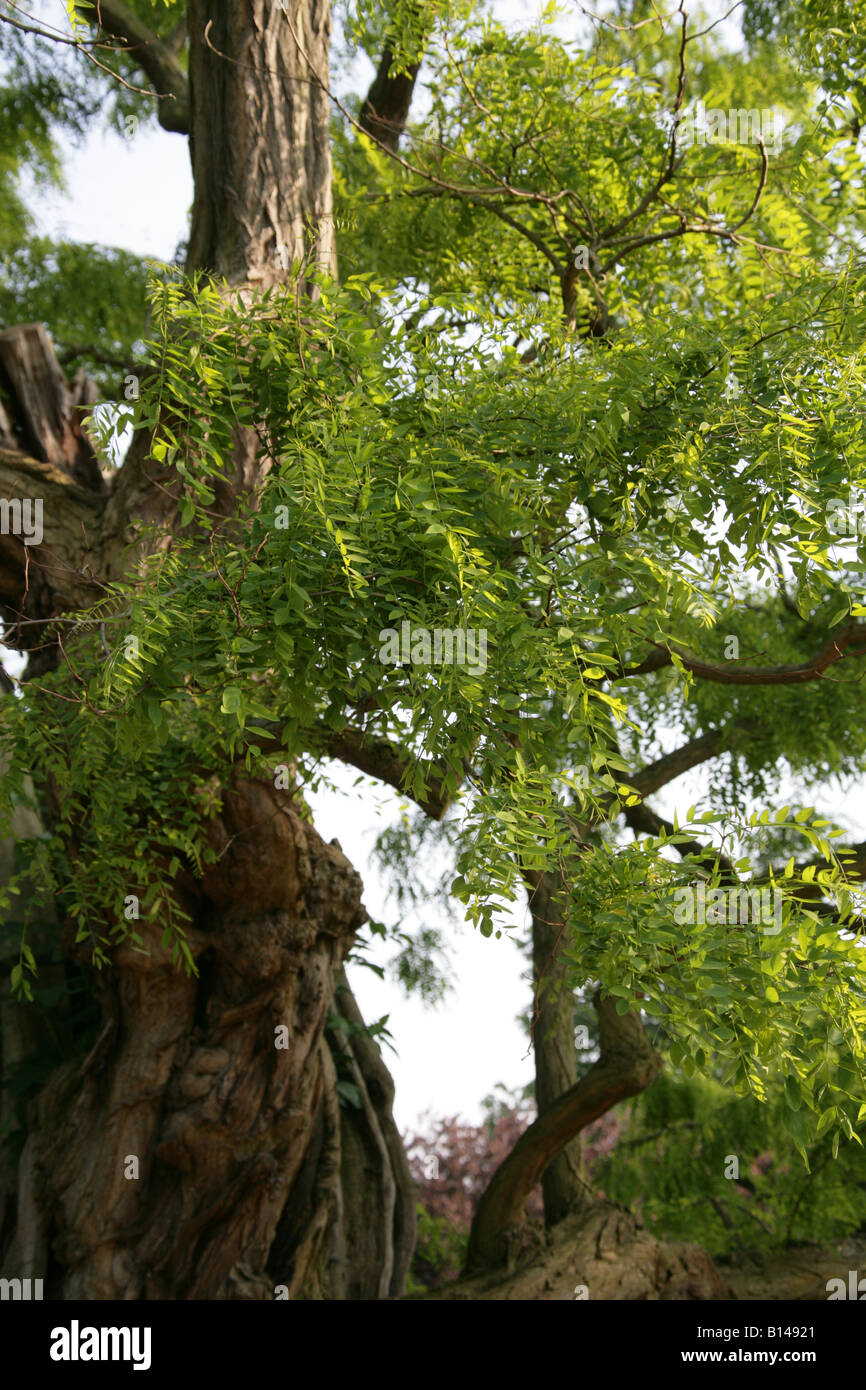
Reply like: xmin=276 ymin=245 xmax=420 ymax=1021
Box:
xmin=10 ymin=1 xmax=866 ymax=1133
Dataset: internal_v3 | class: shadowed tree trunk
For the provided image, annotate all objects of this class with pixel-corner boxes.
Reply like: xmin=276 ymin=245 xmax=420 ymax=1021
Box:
xmin=0 ymin=0 xmax=415 ymax=1301
xmin=527 ymin=869 xmax=591 ymax=1227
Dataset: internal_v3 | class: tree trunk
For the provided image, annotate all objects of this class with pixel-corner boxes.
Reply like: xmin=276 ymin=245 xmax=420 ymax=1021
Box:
xmin=0 ymin=0 xmax=415 ymax=1300
xmin=528 ymin=869 xmax=591 ymax=1226
xmin=186 ymin=0 xmax=336 ymax=287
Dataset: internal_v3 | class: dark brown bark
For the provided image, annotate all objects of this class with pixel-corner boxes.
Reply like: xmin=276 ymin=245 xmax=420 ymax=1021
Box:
xmin=527 ymin=870 xmax=590 ymax=1226
xmin=359 ymin=46 xmax=420 ymax=151
xmin=0 ymin=324 xmax=102 ymax=491
xmin=0 ymin=764 xmax=413 ymax=1298
xmin=11 ymin=779 xmax=365 ymax=1298
xmin=94 ymin=1 xmax=190 ymax=134
xmin=465 ymin=992 xmax=662 ymax=1272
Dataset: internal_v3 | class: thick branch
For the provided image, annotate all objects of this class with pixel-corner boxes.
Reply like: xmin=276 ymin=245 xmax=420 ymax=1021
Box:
xmin=325 ymin=727 xmax=451 ymax=819
xmin=247 ymin=720 xmax=455 ymax=821
xmin=95 ymin=1 xmax=190 ymax=133
xmin=0 ymin=448 xmax=105 ymax=629
xmin=614 ymin=624 xmax=866 ymax=686
xmin=628 ymin=721 xmax=765 ymax=799
xmin=0 ymin=325 xmax=102 ymax=492
xmin=359 ymin=45 xmax=421 ymax=151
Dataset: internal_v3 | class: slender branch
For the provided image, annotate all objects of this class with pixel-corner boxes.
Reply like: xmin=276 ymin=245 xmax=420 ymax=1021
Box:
xmin=0 ymin=6 xmax=160 ymax=101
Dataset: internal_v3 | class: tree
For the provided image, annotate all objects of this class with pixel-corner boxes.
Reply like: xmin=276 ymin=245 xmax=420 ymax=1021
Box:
xmin=1 ymin=0 xmax=866 ymax=1301
xmin=0 ymin=0 xmax=416 ymax=1302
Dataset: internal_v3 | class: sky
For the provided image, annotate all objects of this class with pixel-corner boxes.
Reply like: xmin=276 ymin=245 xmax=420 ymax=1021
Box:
xmin=8 ymin=0 xmax=866 ymax=1134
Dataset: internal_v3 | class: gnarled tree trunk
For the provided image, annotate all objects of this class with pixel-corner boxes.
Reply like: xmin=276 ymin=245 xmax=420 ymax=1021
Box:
xmin=0 ymin=0 xmax=415 ymax=1301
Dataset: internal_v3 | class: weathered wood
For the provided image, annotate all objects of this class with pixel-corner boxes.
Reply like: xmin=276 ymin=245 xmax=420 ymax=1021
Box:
xmin=0 ymin=324 xmax=103 ymax=492
xmin=0 ymin=447 xmax=103 ymax=624
xmin=186 ymin=0 xmax=336 ymax=287
xmin=0 ymin=390 xmax=15 ymax=449
xmin=528 ymin=869 xmax=591 ymax=1226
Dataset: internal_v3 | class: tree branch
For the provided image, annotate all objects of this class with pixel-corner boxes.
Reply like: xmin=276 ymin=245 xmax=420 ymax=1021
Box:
xmin=623 ymin=801 xmax=736 ymax=876
xmin=613 ymin=624 xmax=866 ymax=686
xmin=246 ymin=719 xmax=456 ymax=821
xmin=359 ymin=44 xmax=421 ymax=152
xmin=94 ymin=1 xmax=189 ymax=133
xmin=627 ymin=721 xmax=765 ymax=799
xmin=324 ymin=726 xmax=452 ymax=820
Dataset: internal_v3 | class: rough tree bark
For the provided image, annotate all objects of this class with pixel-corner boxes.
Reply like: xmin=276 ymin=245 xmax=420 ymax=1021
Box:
xmin=526 ymin=869 xmax=591 ymax=1226
xmin=185 ymin=0 xmax=336 ymax=287
xmin=0 ymin=0 xmax=415 ymax=1300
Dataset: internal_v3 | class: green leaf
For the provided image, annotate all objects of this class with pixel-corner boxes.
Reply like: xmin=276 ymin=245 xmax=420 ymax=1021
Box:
xmin=784 ymin=1075 xmax=801 ymax=1111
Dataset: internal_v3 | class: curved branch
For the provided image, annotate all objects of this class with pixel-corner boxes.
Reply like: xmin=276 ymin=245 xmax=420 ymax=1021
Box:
xmin=359 ymin=44 xmax=421 ymax=152
xmin=628 ymin=720 xmax=765 ymax=798
xmin=465 ymin=992 xmax=661 ymax=1271
xmin=324 ymin=727 xmax=452 ymax=819
xmin=615 ymin=624 xmax=866 ymax=686
xmin=246 ymin=720 xmax=457 ymax=821
xmin=94 ymin=1 xmax=189 ymax=133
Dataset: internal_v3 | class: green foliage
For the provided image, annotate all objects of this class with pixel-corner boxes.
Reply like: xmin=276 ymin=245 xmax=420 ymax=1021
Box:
xmin=0 ymin=2 xmax=182 ymax=390
xmin=1 ymin=0 xmax=866 ymax=1164
xmin=405 ymin=1202 xmax=467 ymax=1293
xmin=744 ymin=0 xmax=866 ymax=104
xmin=598 ymin=1070 xmax=866 ymax=1257
xmin=0 ymin=239 xmax=155 ymax=394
